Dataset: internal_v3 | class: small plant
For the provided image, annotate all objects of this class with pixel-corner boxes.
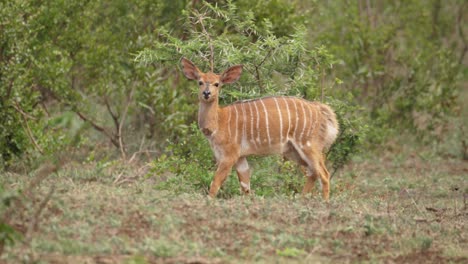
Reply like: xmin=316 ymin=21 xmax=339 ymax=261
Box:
xmin=363 ymin=214 xmax=378 ymax=236
xmin=276 ymin=247 xmax=305 ymax=258
xmin=420 ymin=237 xmax=433 ymax=252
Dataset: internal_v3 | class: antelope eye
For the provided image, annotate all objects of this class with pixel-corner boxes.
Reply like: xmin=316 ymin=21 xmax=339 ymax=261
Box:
xmin=214 ymin=83 xmax=219 ymax=87
xmin=198 ymin=81 xmax=204 ymax=86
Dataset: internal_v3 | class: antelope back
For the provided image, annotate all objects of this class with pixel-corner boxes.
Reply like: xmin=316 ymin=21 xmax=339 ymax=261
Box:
xmin=220 ymin=96 xmax=339 ymax=156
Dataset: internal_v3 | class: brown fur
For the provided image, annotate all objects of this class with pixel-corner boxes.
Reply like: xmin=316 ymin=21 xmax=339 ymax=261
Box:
xmin=181 ymin=58 xmax=339 ymax=200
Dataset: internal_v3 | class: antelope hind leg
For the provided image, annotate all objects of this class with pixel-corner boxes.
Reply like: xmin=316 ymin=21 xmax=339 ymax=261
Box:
xmin=235 ymin=157 xmax=251 ymax=195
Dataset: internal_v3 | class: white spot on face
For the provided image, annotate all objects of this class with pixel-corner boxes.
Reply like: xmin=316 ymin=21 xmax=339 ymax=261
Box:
xmin=306 ymin=141 xmax=311 ymax=147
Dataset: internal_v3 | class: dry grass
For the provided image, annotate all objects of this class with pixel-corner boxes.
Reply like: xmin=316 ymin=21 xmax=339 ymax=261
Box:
xmin=1 ymin=147 xmax=467 ymax=263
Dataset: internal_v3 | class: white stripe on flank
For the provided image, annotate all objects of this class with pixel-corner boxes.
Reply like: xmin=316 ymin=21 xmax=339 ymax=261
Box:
xmin=247 ymin=102 xmax=257 ymax=149
xmin=299 ymin=100 xmax=307 ymax=143
xmin=307 ymin=104 xmax=314 ymax=139
xmin=227 ymin=106 xmax=232 ymax=139
xmin=282 ymin=97 xmax=291 ymax=139
xmin=253 ymin=100 xmax=261 ymax=144
xmin=259 ymin=99 xmax=271 ymax=145
xmin=312 ymin=105 xmax=318 ymax=135
xmin=273 ymin=97 xmax=283 ymax=144
xmin=234 ymin=104 xmax=239 ymax=143
xmin=292 ymin=99 xmax=299 ymax=139
xmin=315 ymin=109 xmax=320 ymax=137
xmin=241 ymin=103 xmax=247 ymax=149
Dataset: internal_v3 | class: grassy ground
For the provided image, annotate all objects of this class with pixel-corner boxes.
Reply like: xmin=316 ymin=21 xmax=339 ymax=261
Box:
xmin=1 ymin=145 xmax=467 ymax=263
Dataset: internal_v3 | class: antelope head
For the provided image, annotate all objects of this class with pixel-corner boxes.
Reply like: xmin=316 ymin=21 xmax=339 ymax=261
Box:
xmin=180 ymin=58 xmax=243 ymax=103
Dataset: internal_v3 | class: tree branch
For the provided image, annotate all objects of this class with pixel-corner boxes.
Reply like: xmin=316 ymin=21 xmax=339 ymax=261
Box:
xmin=104 ymin=96 xmax=120 ymax=132
xmin=12 ymin=101 xmax=37 ymax=120
xmin=254 ymin=47 xmax=276 ymax=92
xmin=254 ymin=65 xmax=264 ymax=92
xmin=13 ymin=101 xmax=44 ymax=154
xmin=196 ymin=12 xmax=214 ymax=72
xmin=75 ymin=110 xmax=120 ymax=149
xmin=117 ymin=85 xmax=136 ymax=160
xmin=457 ymin=1 xmax=467 ymax=65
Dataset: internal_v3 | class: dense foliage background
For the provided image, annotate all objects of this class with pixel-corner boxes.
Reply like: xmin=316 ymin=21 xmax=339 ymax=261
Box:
xmin=1 ymin=0 xmax=466 ymax=191
xmin=0 ymin=0 xmax=464 ymax=183
xmin=1 ymin=0 xmax=466 ymax=168
xmin=0 ymin=0 xmax=466 ymax=259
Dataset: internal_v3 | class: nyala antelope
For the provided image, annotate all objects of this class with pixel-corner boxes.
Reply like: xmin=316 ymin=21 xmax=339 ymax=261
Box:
xmin=181 ymin=58 xmax=339 ymax=200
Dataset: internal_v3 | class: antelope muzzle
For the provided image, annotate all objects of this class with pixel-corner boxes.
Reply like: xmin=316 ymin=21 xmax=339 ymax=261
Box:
xmin=202 ymin=90 xmax=211 ymax=100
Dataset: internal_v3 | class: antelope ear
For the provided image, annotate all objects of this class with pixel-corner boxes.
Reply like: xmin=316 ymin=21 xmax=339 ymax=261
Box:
xmin=180 ymin=58 xmax=201 ymax=80
xmin=220 ymin=65 xmax=243 ymax=84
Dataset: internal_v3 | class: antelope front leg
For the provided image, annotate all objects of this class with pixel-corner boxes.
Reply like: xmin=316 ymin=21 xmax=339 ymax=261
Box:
xmin=235 ymin=157 xmax=251 ymax=195
xmin=302 ymin=167 xmax=318 ymax=195
xmin=318 ymin=155 xmax=330 ymax=201
xmin=209 ymin=160 xmax=236 ymax=198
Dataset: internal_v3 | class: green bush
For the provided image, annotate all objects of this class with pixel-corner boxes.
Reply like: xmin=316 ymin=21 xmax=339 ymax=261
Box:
xmin=2 ymin=0 xmax=463 ymax=175
xmin=0 ymin=0 xmax=193 ymax=167
xmin=307 ymin=0 xmax=463 ymax=140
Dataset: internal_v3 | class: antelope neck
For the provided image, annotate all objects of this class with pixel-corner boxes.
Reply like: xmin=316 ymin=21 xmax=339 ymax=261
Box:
xmin=198 ymin=100 xmax=219 ymax=136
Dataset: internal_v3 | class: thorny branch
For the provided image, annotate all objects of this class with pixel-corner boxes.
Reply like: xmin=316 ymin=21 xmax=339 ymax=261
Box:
xmin=195 ymin=12 xmax=214 ymax=72
xmin=254 ymin=47 xmax=277 ymax=92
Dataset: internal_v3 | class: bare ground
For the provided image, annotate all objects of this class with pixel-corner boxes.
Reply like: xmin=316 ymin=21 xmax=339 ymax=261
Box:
xmin=1 ymin=150 xmax=467 ymax=263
